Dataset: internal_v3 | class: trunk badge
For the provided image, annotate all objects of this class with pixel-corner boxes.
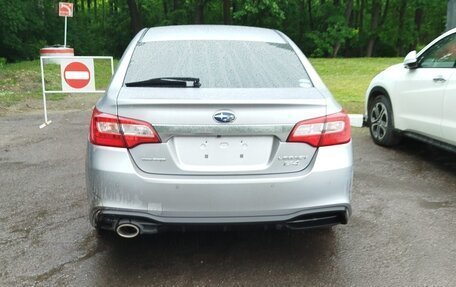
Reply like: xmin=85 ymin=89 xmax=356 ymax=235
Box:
xmin=213 ymin=111 xmax=236 ymax=123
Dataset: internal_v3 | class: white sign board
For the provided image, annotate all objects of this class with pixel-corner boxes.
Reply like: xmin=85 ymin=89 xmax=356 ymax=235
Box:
xmin=40 ymin=56 xmax=114 ymax=128
xmin=60 ymin=59 xmax=96 ymax=92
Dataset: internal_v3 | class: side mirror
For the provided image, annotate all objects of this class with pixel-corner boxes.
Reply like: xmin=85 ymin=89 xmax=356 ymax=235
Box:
xmin=404 ymin=50 xmax=418 ymax=69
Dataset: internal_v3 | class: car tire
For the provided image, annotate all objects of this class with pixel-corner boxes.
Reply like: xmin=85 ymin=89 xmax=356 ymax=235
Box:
xmin=368 ymin=94 xmax=401 ymax=147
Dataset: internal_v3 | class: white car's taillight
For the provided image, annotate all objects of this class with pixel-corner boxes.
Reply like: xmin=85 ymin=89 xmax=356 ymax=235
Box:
xmin=90 ymin=108 xmax=160 ymax=148
xmin=287 ymin=112 xmax=351 ymax=147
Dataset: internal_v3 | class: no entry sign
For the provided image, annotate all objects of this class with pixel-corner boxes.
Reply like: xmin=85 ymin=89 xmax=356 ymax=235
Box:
xmin=60 ymin=59 xmax=95 ymax=92
xmin=64 ymin=62 xmax=90 ymax=88
xmin=59 ymin=2 xmax=73 ymax=17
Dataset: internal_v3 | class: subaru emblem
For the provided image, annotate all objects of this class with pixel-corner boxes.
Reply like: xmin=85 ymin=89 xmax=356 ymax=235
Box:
xmin=213 ymin=111 xmax=236 ymax=123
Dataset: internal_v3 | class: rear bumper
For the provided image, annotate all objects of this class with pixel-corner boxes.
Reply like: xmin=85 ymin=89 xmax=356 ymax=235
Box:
xmin=86 ymin=141 xmax=353 ymax=226
xmin=93 ymin=206 xmax=350 ymax=234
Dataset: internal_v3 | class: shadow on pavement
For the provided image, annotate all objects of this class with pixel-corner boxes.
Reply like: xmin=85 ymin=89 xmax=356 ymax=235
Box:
xmin=394 ymin=137 xmax=456 ymax=175
xmin=93 ymin=228 xmax=338 ymax=284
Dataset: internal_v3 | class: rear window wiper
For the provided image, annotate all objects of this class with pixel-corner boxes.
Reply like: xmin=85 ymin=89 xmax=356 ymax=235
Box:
xmin=125 ymin=77 xmax=201 ymax=88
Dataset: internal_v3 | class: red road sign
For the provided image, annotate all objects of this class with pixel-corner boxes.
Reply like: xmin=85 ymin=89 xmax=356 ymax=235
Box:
xmin=59 ymin=2 xmax=73 ymax=17
xmin=63 ymin=62 xmax=91 ymax=89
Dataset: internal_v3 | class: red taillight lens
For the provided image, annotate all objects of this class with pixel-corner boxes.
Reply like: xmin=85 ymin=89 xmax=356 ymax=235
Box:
xmin=287 ymin=112 xmax=351 ymax=147
xmin=90 ymin=108 xmax=160 ymax=148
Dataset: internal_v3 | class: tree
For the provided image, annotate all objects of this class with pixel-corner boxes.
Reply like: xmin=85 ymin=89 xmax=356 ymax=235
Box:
xmin=232 ymin=0 xmax=286 ymax=27
xmin=194 ymin=0 xmax=206 ymax=24
xmin=447 ymin=0 xmax=456 ymax=31
xmin=0 ymin=0 xmax=449 ymax=61
xmin=306 ymin=1 xmax=357 ymax=57
xmin=332 ymin=0 xmax=354 ymax=57
xmin=366 ymin=0 xmax=389 ymax=57
xmin=223 ymin=0 xmax=232 ymax=24
xmin=127 ymin=0 xmax=143 ymax=35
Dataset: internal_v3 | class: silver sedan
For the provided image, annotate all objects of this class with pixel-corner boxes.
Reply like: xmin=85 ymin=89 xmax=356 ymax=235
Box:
xmin=86 ymin=25 xmax=353 ymax=238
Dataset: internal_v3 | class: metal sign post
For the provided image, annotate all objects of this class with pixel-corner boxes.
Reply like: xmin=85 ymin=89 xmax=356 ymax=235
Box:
xmin=59 ymin=2 xmax=73 ymax=47
xmin=40 ymin=57 xmax=50 ymax=127
xmin=39 ymin=56 xmax=114 ymax=129
xmin=64 ymin=16 xmax=67 ymax=47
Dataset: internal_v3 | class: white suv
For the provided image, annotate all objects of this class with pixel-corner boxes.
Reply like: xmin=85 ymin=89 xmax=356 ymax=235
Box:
xmin=365 ymin=28 xmax=456 ymax=152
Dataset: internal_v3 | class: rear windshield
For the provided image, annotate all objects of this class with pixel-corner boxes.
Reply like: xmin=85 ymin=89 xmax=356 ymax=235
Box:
xmin=124 ymin=40 xmax=312 ymax=88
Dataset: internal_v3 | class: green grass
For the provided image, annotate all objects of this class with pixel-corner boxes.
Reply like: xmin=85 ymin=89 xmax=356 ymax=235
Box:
xmin=0 ymin=59 xmax=117 ymax=108
xmin=0 ymin=58 xmax=401 ymax=113
xmin=310 ymin=58 xmax=401 ymax=113
xmin=0 ymin=60 xmax=41 ymax=106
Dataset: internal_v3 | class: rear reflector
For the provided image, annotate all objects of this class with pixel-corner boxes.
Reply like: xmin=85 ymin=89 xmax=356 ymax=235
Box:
xmin=90 ymin=108 xmax=160 ymax=148
xmin=287 ymin=112 xmax=351 ymax=147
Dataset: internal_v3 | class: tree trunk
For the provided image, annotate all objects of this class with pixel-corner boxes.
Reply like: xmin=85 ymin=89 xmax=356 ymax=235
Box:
xmin=127 ymin=0 xmax=142 ymax=35
xmin=345 ymin=0 xmax=354 ymax=20
xmin=110 ymin=0 xmax=116 ymax=15
xmin=447 ymin=0 xmax=456 ymax=31
xmin=195 ymin=0 xmax=205 ymax=24
xmin=102 ymin=0 xmax=105 ymax=30
xmin=163 ymin=0 xmax=169 ymax=20
xmin=223 ymin=0 xmax=232 ymax=24
xmin=413 ymin=6 xmax=424 ymax=49
xmin=232 ymin=0 xmax=237 ymax=24
xmin=86 ymin=0 xmax=91 ymax=18
xmin=359 ymin=0 xmax=366 ymax=31
xmin=379 ymin=0 xmax=390 ymax=27
xmin=173 ymin=0 xmax=180 ymax=10
xmin=298 ymin=0 xmax=305 ymax=44
xmin=396 ymin=0 xmax=407 ymax=56
xmin=366 ymin=39 xmax=375 ymax=57
xmin=307 ymin=0 xmax=313 ymax=30
xmin=332 ymin=0 xmax=353 ymax=57
xmin=366 ymin=0 xmax=380 ymax=57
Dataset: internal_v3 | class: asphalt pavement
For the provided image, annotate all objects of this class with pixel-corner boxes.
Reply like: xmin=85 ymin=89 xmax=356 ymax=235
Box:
xmin=0 ymin=110 xmax=455 ymax=286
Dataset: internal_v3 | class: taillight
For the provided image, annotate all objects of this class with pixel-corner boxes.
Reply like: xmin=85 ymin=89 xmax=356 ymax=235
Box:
xmin=287 ymin=112 xmax=351 ymax=147
xmin=90 ymin=108 xmax=160 ymax=148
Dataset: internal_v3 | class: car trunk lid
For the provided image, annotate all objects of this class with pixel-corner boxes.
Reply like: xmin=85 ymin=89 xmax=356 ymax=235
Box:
xmin=117 ymin=87 xmax=326 ymax=175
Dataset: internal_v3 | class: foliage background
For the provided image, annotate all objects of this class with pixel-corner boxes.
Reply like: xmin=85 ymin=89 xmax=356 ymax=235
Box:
xmin=0 ymin=0 xmax=448 ymax=62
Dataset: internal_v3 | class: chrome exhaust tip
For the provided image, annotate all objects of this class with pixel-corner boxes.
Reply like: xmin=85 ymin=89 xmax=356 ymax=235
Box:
xmin=116 ymin=223 xmax=140 ymax=238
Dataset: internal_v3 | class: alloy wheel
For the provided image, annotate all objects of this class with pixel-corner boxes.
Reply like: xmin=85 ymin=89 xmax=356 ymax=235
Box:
xmin=370 ymin=102 xmax=389 ymax=141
